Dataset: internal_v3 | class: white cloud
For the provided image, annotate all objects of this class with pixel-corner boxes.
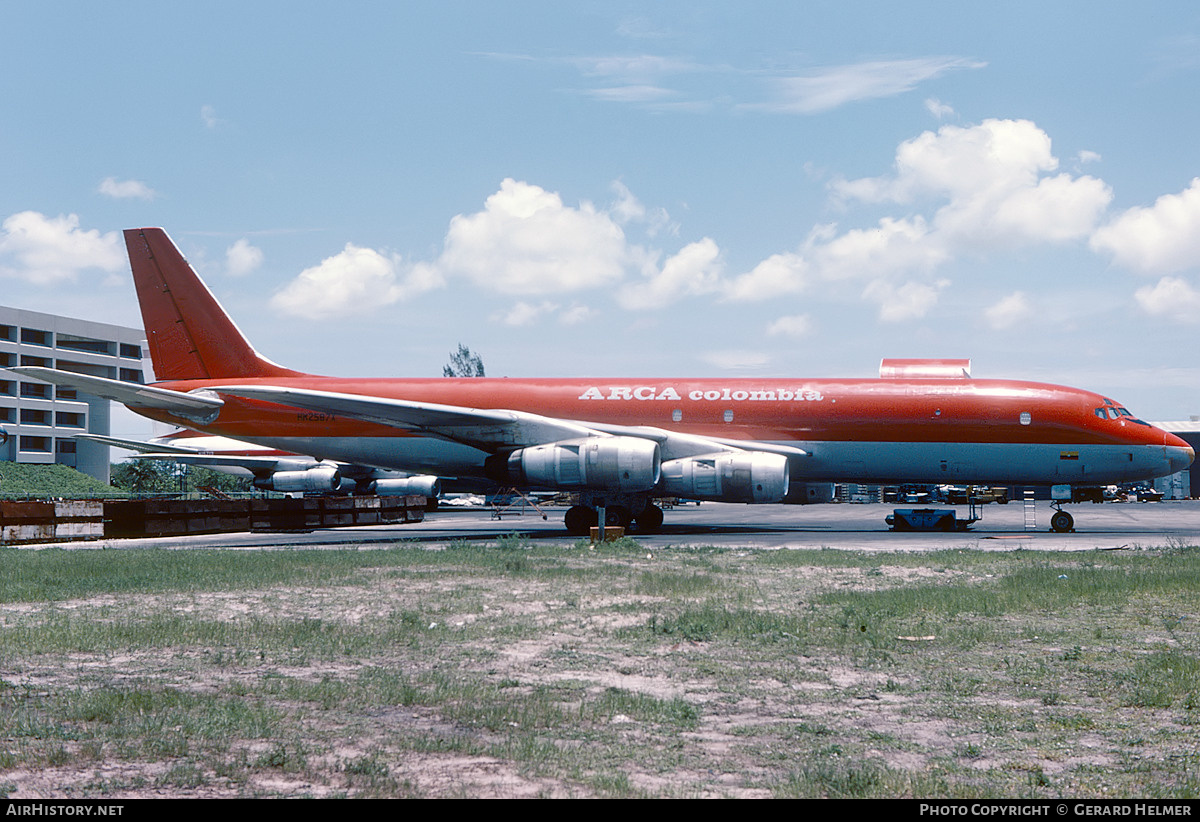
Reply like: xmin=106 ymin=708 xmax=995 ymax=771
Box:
xmin=588 ymin=85 xmax=676 ymax=103
xmin=810 ymin=216 xmax=945 ymax=281
xmin=754 ymin=57 xmax=985 ymax=114
xmin=985 ymin=291 xmax=1032 ymax=330
xmin=742 ymin=119 xmax=1114 ymax=322
xmin=201 ymin=104 xmax=224 ymax=129
xmin=558 ymin=303 xmax=592 ymax=325
xmin=575 ymin=55 xmax=698 ymax=80
xmin=862 ymin=279 xmax=947 ymax=322
xmin=609 ymin=180 xmax=673 ymax=235
xmin=497 ymin=300 xmax=559 ymax=326
xmin=225 ymin=238 xmax=263 ymax=277
xmin=1091 ymin=178 xmax=1200 ymax=275
xmin=979 ymin=173 xmax=1113 ymax=244
xmin=617 ymin=237 xmax=723 ymax=309
xmin=724 ymin=250 xmax=809 ymax=301
xmin=1133 ymin=276 xmax=1200 ymax=323
xmin=836 ymin=120 xmax=1068 ymax=205
xmin=925 ymin=98 xmax=955 ymax=119
xmin=1077 ymin=150 xmax=1101 ymax=165
xmin=438 ymin=179 xmax=628 ymax=295
xmin=766 ymin=314 xmax=813 ymax=338
xmin=495 ymin=300 xmax=594 ymax=326
xmin=0 ymin=212 xmax=124 ymax=285
xmin=270 ymin=243 xmax=405 ymax=319
xmin=98 ymin=177 xmax=157 ymax=200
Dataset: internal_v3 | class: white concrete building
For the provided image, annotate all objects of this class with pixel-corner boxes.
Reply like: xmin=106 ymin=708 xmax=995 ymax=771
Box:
xmin=0 ymin=306 xmax=148 ymax=483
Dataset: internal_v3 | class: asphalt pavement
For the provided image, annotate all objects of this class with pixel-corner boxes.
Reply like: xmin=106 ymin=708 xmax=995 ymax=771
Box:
xmin=47 ymin=498 xmax=1200 ymax=552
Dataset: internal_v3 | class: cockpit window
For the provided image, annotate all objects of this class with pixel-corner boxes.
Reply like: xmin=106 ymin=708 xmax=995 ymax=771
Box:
xmin=1096 ymin=404 xmax=1150 ymax=426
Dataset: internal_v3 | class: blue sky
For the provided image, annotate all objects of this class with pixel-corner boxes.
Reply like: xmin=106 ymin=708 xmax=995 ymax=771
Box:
xmin=4 ymin=1 xmax=1200 ymax=439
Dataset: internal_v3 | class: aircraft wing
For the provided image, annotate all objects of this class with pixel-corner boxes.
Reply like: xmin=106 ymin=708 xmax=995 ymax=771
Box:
xmin=10 ymin=366 xmax=223 ymax=421
xmin=583 ymin=422 xmax=810 ymax=460
xmin=215 ymin=385 xmax=600 ymax=451
xmin=215 ymin=385 xmax=807 ymax=460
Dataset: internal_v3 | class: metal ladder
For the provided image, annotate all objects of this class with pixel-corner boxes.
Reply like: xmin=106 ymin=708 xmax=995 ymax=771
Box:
xmin=1023 ymin=488 xmax=1037 ymax=530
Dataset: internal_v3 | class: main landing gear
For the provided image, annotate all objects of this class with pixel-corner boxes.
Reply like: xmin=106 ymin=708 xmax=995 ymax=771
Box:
xmin=563 ymin=501 xmax=664 ymax=536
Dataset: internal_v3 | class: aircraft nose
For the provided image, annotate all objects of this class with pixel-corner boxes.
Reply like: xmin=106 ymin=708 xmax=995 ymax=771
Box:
xmin=1169 ymin=443 xmax=1195 ymax=474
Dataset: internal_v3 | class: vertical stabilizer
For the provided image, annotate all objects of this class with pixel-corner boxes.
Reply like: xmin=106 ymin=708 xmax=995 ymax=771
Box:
xmin=125 ymin=228 xmax=304 ymax=381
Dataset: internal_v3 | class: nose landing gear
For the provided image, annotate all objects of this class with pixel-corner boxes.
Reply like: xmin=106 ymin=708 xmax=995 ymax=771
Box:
xmin=1050 ymin=505 xmax=1075 ymax=533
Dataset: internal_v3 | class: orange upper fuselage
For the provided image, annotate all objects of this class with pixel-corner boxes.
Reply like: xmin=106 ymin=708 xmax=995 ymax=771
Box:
xmin=140 ymin=374 xmax=1188 ymax=451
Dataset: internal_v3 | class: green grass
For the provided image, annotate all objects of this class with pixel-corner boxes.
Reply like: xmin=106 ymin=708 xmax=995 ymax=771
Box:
xmin=1 ymin=540 xmax=1199 ymax=797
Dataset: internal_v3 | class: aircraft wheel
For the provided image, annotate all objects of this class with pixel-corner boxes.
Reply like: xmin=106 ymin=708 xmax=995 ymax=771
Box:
xmin=1050 ymin=509 xmax=1074 ymax=533
xmin=606 ymin=505 xmax=632 ymax=528
xmin=564 ymin=505 xmax=593 ymax=536
xmin=634 ymin=504 xmax=664 ymax=533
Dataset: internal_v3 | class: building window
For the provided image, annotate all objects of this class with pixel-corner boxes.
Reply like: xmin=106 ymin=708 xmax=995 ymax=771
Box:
xmin=56 ymin=411 xmax=85 ymax=428
xmin=19 ymin=436 xmax=51 ymax=453
xmin=57 ymin=440 xmax=76 ymax=455
xmin=120 ymin=343 xmax=143 ymax=359
xmin=119 ymin=368 xmax=144 ymax=384
xmin=0 ymin=407 xmax=14 ymax=423
xmin=0 ymin=325 xmax=13 ymax=341
xmin=19 ymin=354 xmax=51 ymax=367
xmin=55 ymin=334 xmax=115 ymax=356
xmin=19 ymin=382 xmax=49 ymax=399
xmin=20 ymin=409 xmax=51 ymax=426
xmin=20 ymin=328 xmax=51 ymax=347
xmin=0 ymin=381 xmax=13 ymax=397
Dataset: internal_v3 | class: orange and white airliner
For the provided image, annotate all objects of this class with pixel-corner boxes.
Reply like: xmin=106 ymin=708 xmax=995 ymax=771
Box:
xmin=13 ymin=228 xmax=1194 ymax=534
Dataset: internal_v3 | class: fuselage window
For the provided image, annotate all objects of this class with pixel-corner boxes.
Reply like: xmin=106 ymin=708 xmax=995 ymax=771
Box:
xmin=1020 ymin=412 xmax=1031 ymax=426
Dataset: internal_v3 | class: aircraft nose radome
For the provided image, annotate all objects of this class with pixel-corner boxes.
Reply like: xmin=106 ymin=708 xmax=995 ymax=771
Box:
xmin=1170 ymin=444 xmax=1195 ymax=474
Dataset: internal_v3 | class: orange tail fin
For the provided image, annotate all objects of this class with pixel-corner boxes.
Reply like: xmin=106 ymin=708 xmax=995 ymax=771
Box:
xmin=125 ymin=228 xmax=304 ymax=381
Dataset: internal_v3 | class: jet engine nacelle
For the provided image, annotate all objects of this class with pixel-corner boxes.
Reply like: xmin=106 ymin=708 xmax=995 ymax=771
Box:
xmin=368 ymin=476 xmax=441 ymax=498
xmin=661 ymin=451 xmax=790 ymax=503
xmin=254 ymin=466 xmax=341 ymax=492
xmin=491 ymin=436 xmax=662 ymax=492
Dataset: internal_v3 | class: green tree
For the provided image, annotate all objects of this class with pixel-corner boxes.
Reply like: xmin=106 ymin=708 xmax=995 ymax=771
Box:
xmin=110 ymin=461 xmax=252 ymax=494
xmin=443 ymin=343 xmax=486 ymax=377
xmin=110 ymin=460 xmax=173 ymax=493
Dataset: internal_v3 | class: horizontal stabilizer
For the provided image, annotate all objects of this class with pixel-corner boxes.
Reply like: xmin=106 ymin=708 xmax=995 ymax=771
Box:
xmin=74 ymin=433 xmax=202 ymax=455
xmin=125 ymin=452 xmax=318 ymax=473
xmin=9 ymin=366 xmax=223 ymax=422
